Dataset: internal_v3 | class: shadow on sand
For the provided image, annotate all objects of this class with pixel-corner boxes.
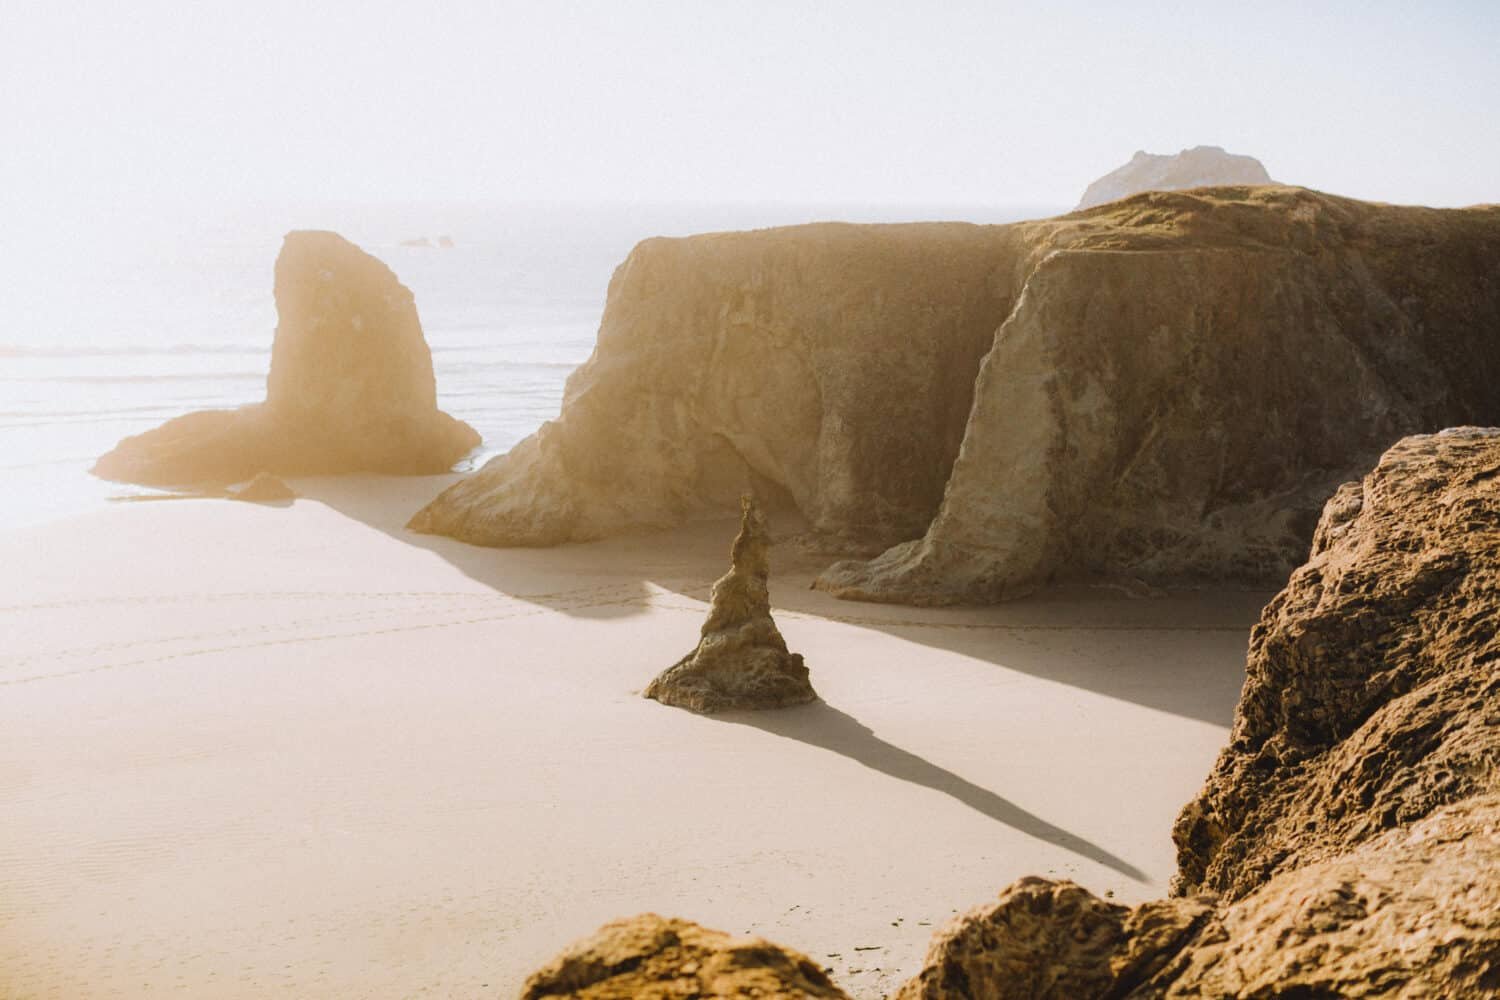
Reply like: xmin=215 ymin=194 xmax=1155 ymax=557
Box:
xmin=290 ymin=474 xmax=1264 ymax=727
xmin=715 ymin=699 xmax=1148 ymax=882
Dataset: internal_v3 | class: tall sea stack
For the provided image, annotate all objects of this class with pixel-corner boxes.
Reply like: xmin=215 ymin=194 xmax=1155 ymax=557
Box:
xmin=644 ymin=497 xmax=816 ymax=713
xmin=93 ymin=231 xmax=479 ymax=487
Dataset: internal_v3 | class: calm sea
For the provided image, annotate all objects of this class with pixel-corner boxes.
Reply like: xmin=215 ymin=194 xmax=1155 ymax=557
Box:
xmin=1 ymin=201 xmax=1058 ymax=529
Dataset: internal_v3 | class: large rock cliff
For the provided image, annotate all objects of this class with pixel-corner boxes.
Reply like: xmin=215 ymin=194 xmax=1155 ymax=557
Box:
xmin=1074 ymin=145 xmax=1273 ymax=210
xmin=412 ymin=188 xmax=1500 ymax=606
xmin=409 ymin=222 xmax=1019 ymax=548
xmin=93 ymin=231 xmax=478 ymax=486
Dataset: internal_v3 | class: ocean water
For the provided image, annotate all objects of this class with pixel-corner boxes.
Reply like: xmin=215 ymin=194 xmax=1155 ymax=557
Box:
xmin=1 ymin=202 xmax=1058 ymax=529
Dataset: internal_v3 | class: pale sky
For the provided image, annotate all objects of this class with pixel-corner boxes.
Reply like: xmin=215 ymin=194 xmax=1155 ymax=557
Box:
xmin=4 ymin=0 xmax=1498 ymax=221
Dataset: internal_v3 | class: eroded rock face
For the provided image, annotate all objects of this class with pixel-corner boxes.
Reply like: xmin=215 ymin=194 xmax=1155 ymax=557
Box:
xmin=93 ymin=231 xmax=478 ymax=487
xmin=410 ymin=188 xmax=1500 ymax=605
xmin=816 ymin=192 xmax=1500 ymax=604
xmin=408 ymin=222 xmax=1022 ymax=547
xmin=519 ymin=913 xmax=849 ymax=1000
xmin=1075 ymin=145 xmax=1273 ymax=210
xmin=645 ymin=497 xmax=816 ymax=713
xmin=1172 ymin=427 xmax=1500 ymax=900
xmin=1159 ymin=795 xmax=1500 ymax=998
xmin=901 ymin=797 xmax=1500 ymax=999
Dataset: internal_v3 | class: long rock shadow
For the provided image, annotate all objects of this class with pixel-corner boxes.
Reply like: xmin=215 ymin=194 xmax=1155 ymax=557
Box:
xmin=714 ymin=700 xmax=1148 ymax=883
xmin=288 ymin=475 xmax=1257 ymax=725
xmin=290 ymin=473 xmax=667 ymax=620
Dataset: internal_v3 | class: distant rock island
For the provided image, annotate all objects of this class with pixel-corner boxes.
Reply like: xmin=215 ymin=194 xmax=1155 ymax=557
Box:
xmin=1075 ymin=145 xmax=1272 ymax=209
xmin=409 ymin=187 xmax=1500 ymax=605
xmin=93 ymin=231 xmax=479 ymax=487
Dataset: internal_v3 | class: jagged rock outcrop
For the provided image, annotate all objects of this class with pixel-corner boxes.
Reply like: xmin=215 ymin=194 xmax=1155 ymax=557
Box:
xmin=1075 ymin=145 xmax=1273 ymax=210
xmin=645 ymin=497 xmax=816 ymax=713
xmin=409 ymin=187 xmax=1500 ymax=605
xmin=1172 ymin=427 xmax=1500 ymax=899
xmin=895 ymin=879 xmax=1215 ymax=1000
xmin=519 ymin=913 xmax=849 ymax=999
xmin=894 ymin=428 xmax=1500 ymax=998
xmin=93 ymin=231 xmax=478 ymax=487
xmin=901 ymin=797 xmax=1500 ymax=998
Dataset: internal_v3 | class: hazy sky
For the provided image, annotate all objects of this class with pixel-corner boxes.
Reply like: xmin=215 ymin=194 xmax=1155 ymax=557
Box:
xmin=4 ymin=1 xmax=1498 ymax=219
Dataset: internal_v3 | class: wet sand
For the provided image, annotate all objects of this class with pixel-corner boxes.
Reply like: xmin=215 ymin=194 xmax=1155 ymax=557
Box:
xmin=0 ymin=476 xmax=1267 ymax=998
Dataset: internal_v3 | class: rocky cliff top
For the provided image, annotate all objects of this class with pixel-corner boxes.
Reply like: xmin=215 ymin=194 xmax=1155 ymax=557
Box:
xmin=1074 ymin=145 xmax=1273 ymax=209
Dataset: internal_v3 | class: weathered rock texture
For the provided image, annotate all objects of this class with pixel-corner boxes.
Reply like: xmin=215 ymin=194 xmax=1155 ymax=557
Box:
xmin=1173 ymin=426 xmax=1500 ymax=899
xmin=817 ymin=194 xmax=1500 ymax=604
xmin=902 ymin=797 xmax=1500 ymax=998
xmin=409 ymin=222 xmax=1013 ymax=548
xmin=519 ymin=913 xmax=849 ymax=1000
xmin=409 ymin=187 xmax=1500 ymax=605
xmin=644 ymin=497 xmax=816 ymax=713
xmin=893 ymin=429 xmax=1500 ymax=998
xmin=895 ymin=878 xmax=1215 ymax=1000
xmin=93 ymin=231 xmax=478 ymax=487
xmin=1075 ymin=145 xmax=1273 ymax=210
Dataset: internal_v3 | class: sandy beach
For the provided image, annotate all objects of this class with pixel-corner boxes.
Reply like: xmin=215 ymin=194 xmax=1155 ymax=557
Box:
xmin=0 ymin=478 xmax=1267 ymax=998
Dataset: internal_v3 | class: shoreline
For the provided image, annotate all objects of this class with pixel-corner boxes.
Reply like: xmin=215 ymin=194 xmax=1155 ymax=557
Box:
xmin=0 ymin=477 xmax=1265 ymax=997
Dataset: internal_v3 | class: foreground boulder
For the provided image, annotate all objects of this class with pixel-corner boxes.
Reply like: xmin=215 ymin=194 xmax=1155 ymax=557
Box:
xmin=895 ymin=879 xmax=1214 ymax=1000
xmin=903 ymin=797 xmax=1500 ymax=998
xmin=1075 ymin=145 xmax=1273 ymax=209
xmin=894 ymin=428 xmax=1500 ymax=997
xmin=93 ymin=231 xmax=478 ymax=486
xmin=520 ymin=913 xmax=848 ymax=999
xmin=409 ymin=188 xmax=1500 ymax=605
xmin=645 ymin=497 xmax=816 ymax=713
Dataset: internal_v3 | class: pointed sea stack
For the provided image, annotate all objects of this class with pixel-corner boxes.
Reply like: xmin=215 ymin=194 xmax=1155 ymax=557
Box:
xmin=644 ymin=497 xmax=816 ymax=713
xmin=92 ymin=231 xmax=479 ymax=487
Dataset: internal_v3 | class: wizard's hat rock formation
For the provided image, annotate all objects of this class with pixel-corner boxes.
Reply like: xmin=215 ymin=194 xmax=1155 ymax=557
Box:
xmin=93 ymin=231 xmax=479 ymax=487
xmin=644 ymin=497 xmax=816 ymax=713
